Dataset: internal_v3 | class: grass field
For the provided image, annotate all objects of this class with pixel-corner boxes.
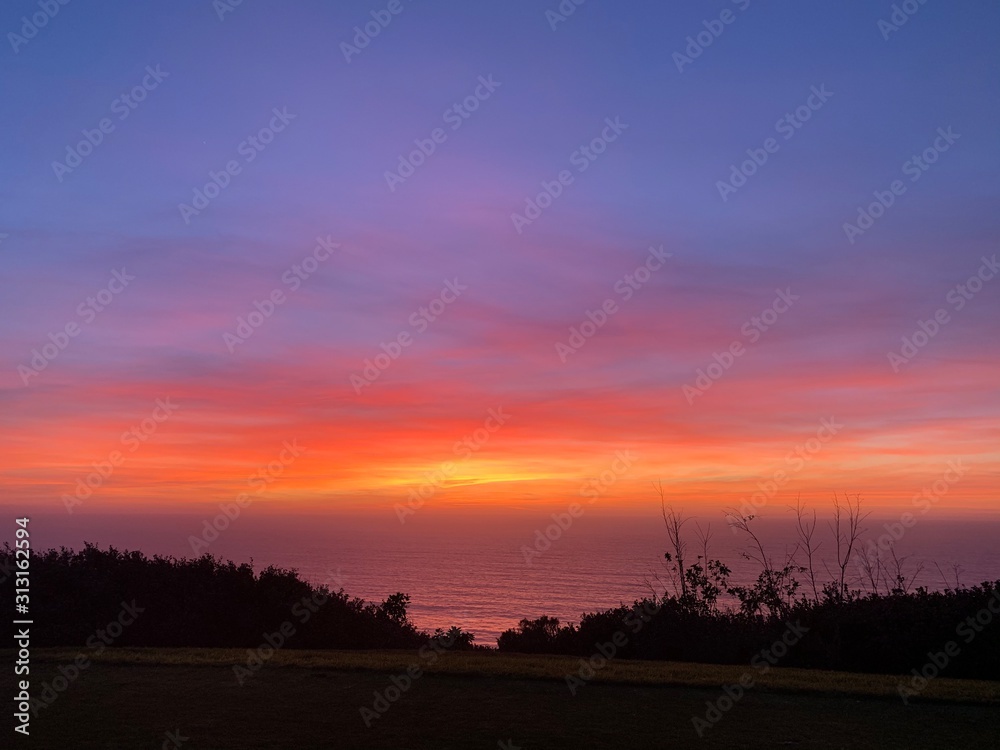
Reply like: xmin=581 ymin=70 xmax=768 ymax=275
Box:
xmin=10 ymin=648 xmax=1000 ymax=749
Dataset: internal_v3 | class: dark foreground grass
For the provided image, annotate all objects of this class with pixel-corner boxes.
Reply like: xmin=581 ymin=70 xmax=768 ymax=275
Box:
xmin=9 ymin=648 xmax=1000 ymax=749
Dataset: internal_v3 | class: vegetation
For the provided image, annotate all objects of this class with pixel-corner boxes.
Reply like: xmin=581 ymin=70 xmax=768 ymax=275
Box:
xmin=3 ymin=495 xmax=997 ymax=682
xmin=18 ymin=649 xmax=1000 ymax=749
xmin=0 ymin=543 xmax=475 ymax=651
xmin=498 ymin=496 xmax=1000 ymax=679
xmin=29 ymin=647 xmax=1000 ymax=703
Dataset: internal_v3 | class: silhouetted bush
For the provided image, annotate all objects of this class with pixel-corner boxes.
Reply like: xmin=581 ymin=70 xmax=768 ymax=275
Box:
xmin=0 ymin=544 xmax=472 ymax=651
xmin=498 ymin=496 xmax=1000 ymax=678
xmin=497 ymin=583 xmax=1000 ymax=679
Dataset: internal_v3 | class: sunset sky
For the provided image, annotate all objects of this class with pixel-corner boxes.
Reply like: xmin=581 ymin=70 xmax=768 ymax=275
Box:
xmin=2 ymin=0 xmax=998 ymax=518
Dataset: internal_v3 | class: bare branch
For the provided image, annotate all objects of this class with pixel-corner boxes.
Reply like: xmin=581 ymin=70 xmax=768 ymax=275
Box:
xmin=791 ymin=496 xmax=820 ymax=601
xmin=656 ymin=481 xmax=689 ymax=597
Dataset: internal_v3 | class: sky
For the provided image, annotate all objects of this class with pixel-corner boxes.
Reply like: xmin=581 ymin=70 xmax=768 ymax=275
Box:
xmin=1 ymin=0 xmax=998 ymax=520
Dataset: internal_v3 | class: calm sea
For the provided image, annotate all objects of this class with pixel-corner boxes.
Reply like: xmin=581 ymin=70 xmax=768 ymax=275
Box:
xmin=18 ymin=511 xmax=1000 ymax=644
